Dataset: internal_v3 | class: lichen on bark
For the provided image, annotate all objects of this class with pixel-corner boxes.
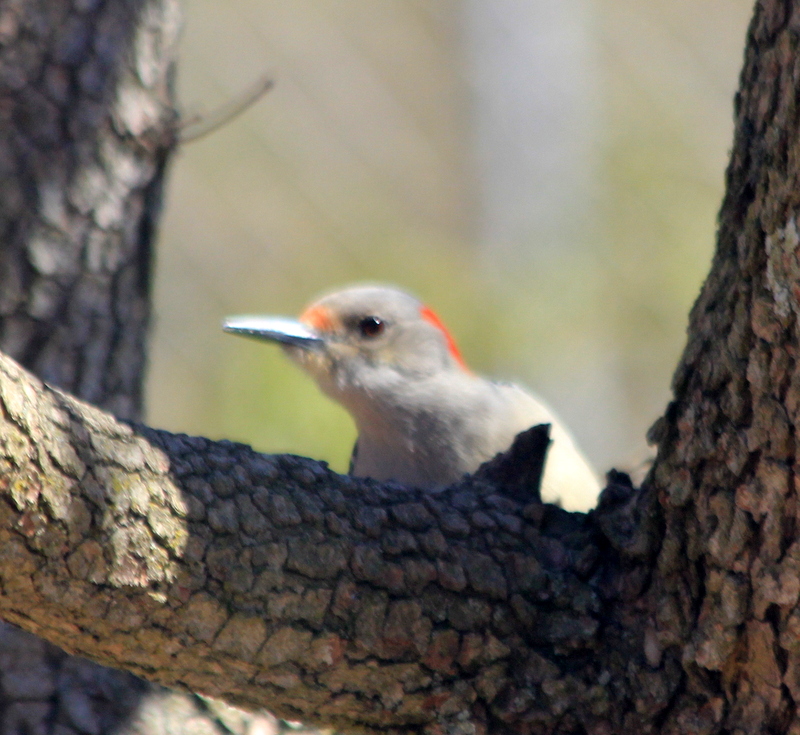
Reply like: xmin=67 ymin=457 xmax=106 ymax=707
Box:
xmin=0 ymin=349 xmax=673 ymax=734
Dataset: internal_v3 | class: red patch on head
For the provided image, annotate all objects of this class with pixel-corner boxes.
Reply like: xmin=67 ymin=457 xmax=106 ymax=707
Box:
xmin=300 ymin=304 xmax=335 ymax=333
xmin=420 ymin=306 xmax=468 ymax=370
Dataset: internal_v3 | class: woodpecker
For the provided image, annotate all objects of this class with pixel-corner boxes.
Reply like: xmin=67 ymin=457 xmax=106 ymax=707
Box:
xmin=224 ymin=285 xmax=601 ymax=511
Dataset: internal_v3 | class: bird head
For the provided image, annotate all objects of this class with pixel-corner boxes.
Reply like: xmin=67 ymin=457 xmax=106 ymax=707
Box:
xmin=223 ymin=285 xmax=468 ymax=404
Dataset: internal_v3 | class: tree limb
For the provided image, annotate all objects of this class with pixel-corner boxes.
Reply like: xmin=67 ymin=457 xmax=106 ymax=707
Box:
xmin=0 ymin=350 xmax=665 ymax=734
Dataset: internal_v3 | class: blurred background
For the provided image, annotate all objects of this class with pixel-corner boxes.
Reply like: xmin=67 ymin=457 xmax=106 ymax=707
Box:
xmin=147 ymin=0 xmax=754 ymax=477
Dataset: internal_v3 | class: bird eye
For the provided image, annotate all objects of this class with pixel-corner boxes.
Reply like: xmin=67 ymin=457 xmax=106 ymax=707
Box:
xmin=358 ymin=316 xmax=384 ymax=338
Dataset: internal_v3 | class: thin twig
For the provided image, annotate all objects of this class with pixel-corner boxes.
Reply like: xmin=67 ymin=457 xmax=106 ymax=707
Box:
xmin=179 ymin=75 xmax=274 ymax=144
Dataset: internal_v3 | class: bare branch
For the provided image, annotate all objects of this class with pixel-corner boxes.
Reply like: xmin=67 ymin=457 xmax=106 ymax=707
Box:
xmin=179 ymin=76 xmax=275 ymax=144
xmin=0 ymin=350 xmax=663 ymax=734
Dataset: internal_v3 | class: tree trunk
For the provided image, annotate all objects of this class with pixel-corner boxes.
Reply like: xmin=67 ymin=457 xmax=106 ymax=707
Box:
xmin=0 ymin=5 xmax=284 ymax=735
xmin=3 ymin=0 xmax=800 ymax=734
xmin=638 ymin=1 xmax=800 ymax=731
xmin=0 ymin=0 xmax=176 ymax=421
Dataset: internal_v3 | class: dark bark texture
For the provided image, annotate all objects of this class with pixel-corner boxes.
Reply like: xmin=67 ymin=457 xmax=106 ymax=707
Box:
xmin=0 ymin=0 xmax=176 ymax=421
xmin=3 ymin=0 xmax=800 ymax=734
xmin=0 ymin=5 xmax=284 ymax=735
xmin=0 ymin=353 xmax=661 ymax=735
xmin=644 ymin=1 xmax=800 ymax=732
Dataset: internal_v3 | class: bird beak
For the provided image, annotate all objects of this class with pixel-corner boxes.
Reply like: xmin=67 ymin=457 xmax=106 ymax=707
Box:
xmin=222 ymin=316 xmax=325 ymax=349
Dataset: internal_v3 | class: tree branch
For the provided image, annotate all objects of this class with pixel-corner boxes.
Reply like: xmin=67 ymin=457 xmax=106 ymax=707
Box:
xmin=0 ymin=350 xmax=663 ymax=734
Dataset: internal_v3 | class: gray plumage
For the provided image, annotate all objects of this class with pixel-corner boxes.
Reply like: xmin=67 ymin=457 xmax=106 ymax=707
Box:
xmin=224 ymin=285 xmax=601 ymax=511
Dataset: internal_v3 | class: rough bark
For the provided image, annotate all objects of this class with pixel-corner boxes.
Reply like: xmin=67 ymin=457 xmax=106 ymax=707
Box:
xmin=0 ymin=350 xmax=660 ymax=735
xmin=643 ymin=2 xmax=800 ymax=732
xmin=0 ymin=0 xmax=176 ymax=421
xmin=0 ymin=4 xmax=287 ymax=735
